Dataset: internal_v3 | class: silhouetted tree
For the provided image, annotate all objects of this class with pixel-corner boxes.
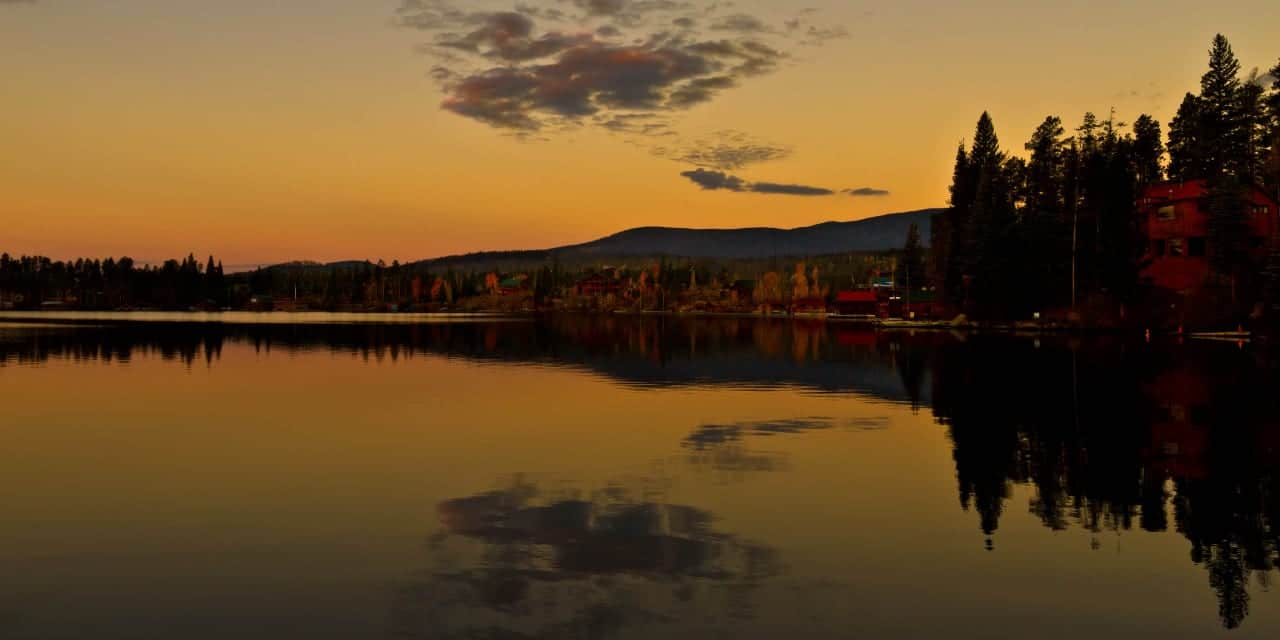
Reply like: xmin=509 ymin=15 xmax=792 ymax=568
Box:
xmin=1132 ymin=114 xmax=1164 ymax=185
xmin=1168 ymin=93 xmax=1206 ymax=181
xmin=899 ymin=222 xmax=925 ymax=290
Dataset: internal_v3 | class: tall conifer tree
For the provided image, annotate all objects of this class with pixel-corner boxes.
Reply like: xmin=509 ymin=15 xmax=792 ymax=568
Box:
xmin=1132 ymin=114 xmax=1164 ymax=185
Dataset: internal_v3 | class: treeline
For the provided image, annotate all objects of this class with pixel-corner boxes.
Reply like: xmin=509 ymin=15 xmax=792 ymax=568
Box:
xmin=0 ymin=253 xmax=227 ymax=310
xmin=238 ymin=254 xmax=897 ymax=311
xmin=932 ymin=34 xmax=1280 ymax=321
xmin=0 ymin=249 xmax=905 ymax=312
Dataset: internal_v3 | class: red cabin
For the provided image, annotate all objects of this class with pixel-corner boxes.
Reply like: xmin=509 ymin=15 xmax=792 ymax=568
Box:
xmin=834 ymin=290 xmax=880 ymax=316
xmin=575 ymin=273 xmax=622 ymax=296
xmin=1139 ymin=181 xmax=1279 ymax=292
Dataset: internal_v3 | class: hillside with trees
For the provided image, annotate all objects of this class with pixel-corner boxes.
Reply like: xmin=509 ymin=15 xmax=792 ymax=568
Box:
xmin=1 ymin=210 xmax=936 ymax=314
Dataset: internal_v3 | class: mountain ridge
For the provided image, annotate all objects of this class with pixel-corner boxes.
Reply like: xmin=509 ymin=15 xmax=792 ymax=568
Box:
xmin=416 ymin=208 xmax=940 ymax=267
xmin=252 ymin=208 xmax=940 ymax=272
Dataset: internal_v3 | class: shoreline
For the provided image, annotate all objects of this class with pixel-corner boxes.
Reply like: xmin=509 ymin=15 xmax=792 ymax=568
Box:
xmin=0 ymin=309 xmax=1251 ymax=339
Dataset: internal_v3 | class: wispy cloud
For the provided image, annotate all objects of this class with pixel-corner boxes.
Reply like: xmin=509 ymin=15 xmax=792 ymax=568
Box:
xmin=710 ymin=13 xmax=772 ymax=34
xmin=652 ymin=130 xmax=791 ymax=170
xmin=679 ymin=169 xmax=835 ymax=196
xmin=845 ymin=187 xmax=891 ymax=197
xmin=753 ymin=182 xmax=834 ymax=196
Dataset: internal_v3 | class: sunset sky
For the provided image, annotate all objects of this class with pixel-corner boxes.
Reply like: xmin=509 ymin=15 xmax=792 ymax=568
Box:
xmin=3 ymin=0 xmax=1278 ymax=267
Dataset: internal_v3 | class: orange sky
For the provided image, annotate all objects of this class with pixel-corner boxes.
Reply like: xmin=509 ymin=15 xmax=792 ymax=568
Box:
xmin=2 ymin=0 xmax=1278 ymax=267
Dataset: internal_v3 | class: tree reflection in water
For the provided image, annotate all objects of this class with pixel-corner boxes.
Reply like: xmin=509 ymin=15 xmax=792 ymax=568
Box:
xmin=929 ymin=336 xmax=1280 ymax=629
xmin=5 ymin=316 xmax=1280 ymax=629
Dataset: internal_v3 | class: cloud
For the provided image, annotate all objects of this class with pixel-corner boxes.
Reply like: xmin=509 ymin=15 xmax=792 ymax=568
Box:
xmin=436 ymin=38 xmax=783 ymax=130
xmin=515 ymin=2 xmax=566 ymax=20
xmin=667 ymin=75 xmax=737 ymax=107
xmin=596 ymin=112 xmax=674 ymax=136
xmin=680 ymin=168 xmax=745 ymax=191
xmin=399 ymin=2 xmax=842 ymax=134
xmin=710 ymin=14 xmax=772 ymax=34
xmin=845 ymin=187 xmax=891 ymax=197
xmin=684 ymin=38 xmax=783 ymax=76
xmin=780 ymin=8 xmax=851 ymax=46
xmin=560 ymin=0 xmax=691 ymax=22
xmin=440 ymin=42 xmax=757 ymax=129
xmin=752 ymin=182 xmax=834 ymax=196
xmin=800 ymin=25 xmax=849 ymax=45
xmin=429 ymin=65 xmax=455 ymax=81
xmin=680 ymin=169 xmax=835 ymax=196
xmin=556 ymin=0 xmax=696 ymax=29
xmin=654 ymin=130 xmax=791 ymax=169
xmin=431 ymin=11 xmax=593 ymax=61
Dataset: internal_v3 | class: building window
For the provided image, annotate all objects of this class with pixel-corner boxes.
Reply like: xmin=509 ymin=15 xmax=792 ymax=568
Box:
xmin=1189 ymin=237 xmax=1206 ymax=257
xmin=1156 ymin=205 xmax=1176 ymax=221
xmin=1168 ymin=238 xmax=1185 ymax=257
xmin=1251 ymin=205 xmax=1269 ymax=217
xmin=1153 ymin=239 xmax=1166 ymax=257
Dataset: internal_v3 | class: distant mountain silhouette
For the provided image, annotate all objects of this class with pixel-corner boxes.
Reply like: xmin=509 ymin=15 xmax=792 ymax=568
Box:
xmin=249 ymin=208 xmax=940 ymax=272
xmin=403 ymin=208 xmax=940 ymax=269
xmin=554 ymin=209 xmax=938 ymax=260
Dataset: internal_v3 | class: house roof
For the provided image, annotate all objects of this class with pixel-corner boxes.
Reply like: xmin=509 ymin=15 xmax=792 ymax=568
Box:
xmin=836 ymin=290 xmax=878 ymax=303
xmin=1144 ymin=180 xmax=1280 ymax=206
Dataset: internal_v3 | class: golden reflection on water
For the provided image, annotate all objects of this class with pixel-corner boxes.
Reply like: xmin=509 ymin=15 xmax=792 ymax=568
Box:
xmin=1 ymin=319 xmax=1277 ymax=638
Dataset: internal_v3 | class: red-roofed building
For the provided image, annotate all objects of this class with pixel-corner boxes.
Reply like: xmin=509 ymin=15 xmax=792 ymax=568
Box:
xmin=834 ymin=290 xmax=880 ymax=316
xmin=575 ymin=273 xmax=622 ymax=296
xmin=1140 ymin=181 xmax=1280 ymax=292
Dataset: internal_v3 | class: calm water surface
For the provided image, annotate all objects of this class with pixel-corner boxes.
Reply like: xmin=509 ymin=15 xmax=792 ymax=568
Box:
xmin=2 ymin=313 xmax=1279 ymax=638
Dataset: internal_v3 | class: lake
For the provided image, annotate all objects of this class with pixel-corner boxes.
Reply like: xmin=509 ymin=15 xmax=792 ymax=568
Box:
xmin=2 ymin=313 xmax=1279 ymax=638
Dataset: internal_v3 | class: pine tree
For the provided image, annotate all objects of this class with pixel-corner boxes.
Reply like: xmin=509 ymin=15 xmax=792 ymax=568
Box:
xmin=1077 ymin=112 xmax=1101 ymax=156
xmin=204 ymin=255 xmax=226 ymax=307
xmin=1168 ymin=93 xmax=1206 ymax=181
xmin=1094 ymin=135 xmax=1145 ymax=298
xmin=967 ymin=113 xmax=1016 ymax=315
xmin=1131 ymin=114 xmax=1164 ymax=184
xmin=900 ymin=222 xmax=925 ymax=291
xmin=1239 ymin=71 xmax=1270 ymax=184
xmin=942 ymin=142 xmax=972 ymax=305
xmin=970 ymin=112 xmax=1002 ymax=170
xmin=1024 ymin=115 xmax=1066 ymax=214
xmin=1200 ymin=34 xmax=1244 ymax=179
xmin=1265 ymin=60 xmax=1280 ymax=197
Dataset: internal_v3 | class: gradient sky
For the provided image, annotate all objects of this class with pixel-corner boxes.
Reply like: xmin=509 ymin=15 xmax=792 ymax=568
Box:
xmin=3 ymin=0 xmax=1278 ymax=267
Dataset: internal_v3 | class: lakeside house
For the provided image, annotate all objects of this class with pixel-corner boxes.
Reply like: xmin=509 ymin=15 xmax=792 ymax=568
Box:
xmin=1140 ymin=180 xmax=1280 ymax=293
xmin=834 ymin=290 xmax=880 ymax=316
xmin=575 ymin=273 xmax=622 ymax=296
